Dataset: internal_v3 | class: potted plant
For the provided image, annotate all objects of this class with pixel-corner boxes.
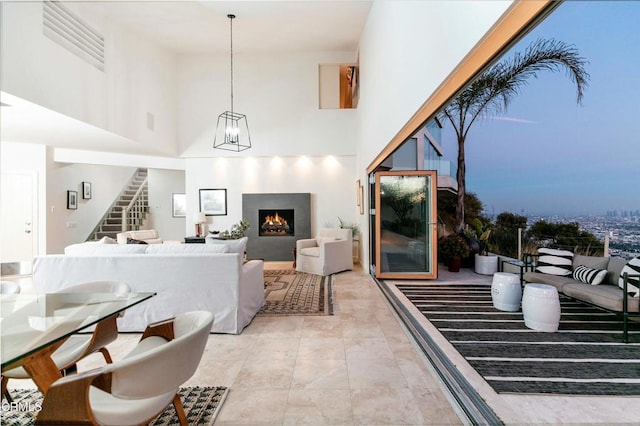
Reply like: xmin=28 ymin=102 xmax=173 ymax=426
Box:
xmin=219 ymin=219 xmax=250 ymax=239
xmin=470 ymin=218 xmax=498 ymax=275
xmin=438 ymin=234 xmax=471 ymax=272
xmin=336 ymin=217 xmax=360 ymax=239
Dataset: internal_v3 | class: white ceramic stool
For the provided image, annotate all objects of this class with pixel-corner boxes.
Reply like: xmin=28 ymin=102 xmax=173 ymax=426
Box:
xmin=491 ymin=272 xmax=522 ymax=311
xmin=522 ymin=283 xmax=561 ymax=332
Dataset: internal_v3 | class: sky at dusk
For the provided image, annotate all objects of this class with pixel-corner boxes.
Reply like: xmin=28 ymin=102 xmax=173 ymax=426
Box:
xmin=439 ymin=1 xmax=640 ymax=217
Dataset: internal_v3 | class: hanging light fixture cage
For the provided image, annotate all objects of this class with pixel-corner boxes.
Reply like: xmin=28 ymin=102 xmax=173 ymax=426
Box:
xmin=214 ymin=110 xmax=251 ymax=151
xmin=214 ymin=13 xmax=251 ymax=152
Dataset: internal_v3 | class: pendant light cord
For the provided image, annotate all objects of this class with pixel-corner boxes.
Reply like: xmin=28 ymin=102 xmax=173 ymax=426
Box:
xmin=228 ymin=14 xmax=235 ymax=115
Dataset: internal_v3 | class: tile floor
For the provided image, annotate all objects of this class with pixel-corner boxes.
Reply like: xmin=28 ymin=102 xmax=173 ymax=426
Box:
xmin=8 ymin=263 xmax=640 ymax=424
xmin=6 ymin=264 xmax=464 ymax=425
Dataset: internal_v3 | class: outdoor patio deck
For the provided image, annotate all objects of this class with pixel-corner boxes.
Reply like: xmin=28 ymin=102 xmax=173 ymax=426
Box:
xmin=380 ymin=267 xmax=640 ymax=424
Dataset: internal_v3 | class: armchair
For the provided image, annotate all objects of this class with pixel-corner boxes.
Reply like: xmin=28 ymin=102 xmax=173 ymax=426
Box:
xmin=296 ymin=228 xmax=353 ymax=276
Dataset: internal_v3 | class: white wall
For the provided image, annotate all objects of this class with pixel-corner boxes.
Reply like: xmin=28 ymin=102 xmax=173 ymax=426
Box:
xmin=353 ymin=0 xmax=513 ymax=266
xmin=178 ymin=51 xmax=357 ymax=157
xmin=179 ymin=50 xmax=360 ymax=241
xmin=1 ymin=142 xmax=48 ymax=257
xmin=45 ymin=161 xmax=136 ymax=254
xmin=356 ymin=0 xmax=512 ymax=168
xmin=147 ymin=169 xmax=186 ymax=242
xmin=185 ymin=155 xmax=357 ymax=237
xmin=0 ymin=2 xmax=178 ymax=155
xmin=319 ymin=64 xmax=341 ymax=109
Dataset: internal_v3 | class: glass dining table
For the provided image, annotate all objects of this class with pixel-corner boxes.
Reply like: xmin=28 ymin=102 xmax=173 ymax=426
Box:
xmin=1 ymin=291 xmax=155 ymax=393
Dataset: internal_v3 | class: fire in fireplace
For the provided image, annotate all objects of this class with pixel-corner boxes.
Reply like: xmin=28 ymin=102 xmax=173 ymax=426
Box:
xmin=259 ymin=209 xmax=294 ymax=236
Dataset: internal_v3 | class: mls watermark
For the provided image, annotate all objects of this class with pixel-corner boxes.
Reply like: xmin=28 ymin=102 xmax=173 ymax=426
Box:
xmin=1 ymin=399 xmax=42 ymax=413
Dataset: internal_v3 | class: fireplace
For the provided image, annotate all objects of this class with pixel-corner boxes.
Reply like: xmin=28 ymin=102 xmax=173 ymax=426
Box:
xmin=259 ymin=209 xmax=294 ymax=236
xmin=242 ymin=193 xmax=311 ymax=261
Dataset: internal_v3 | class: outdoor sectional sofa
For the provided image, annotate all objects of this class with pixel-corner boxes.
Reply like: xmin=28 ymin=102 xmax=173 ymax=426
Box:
xmin=33 ymin=241 xmax=264 ymax=334
xmin=523 ymin=251 xmax=640 ymax=342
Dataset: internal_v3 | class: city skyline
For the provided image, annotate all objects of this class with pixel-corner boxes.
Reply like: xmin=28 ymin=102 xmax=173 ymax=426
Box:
xmin=439 ymin=1 xmax=639 ymax=216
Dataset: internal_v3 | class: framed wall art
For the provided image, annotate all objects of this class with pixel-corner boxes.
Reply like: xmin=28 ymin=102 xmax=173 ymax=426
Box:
xmin=172 ymin=193 xmax=186 ymax=218
xmin=82 ymin=181 xmax=92 ymax=199
xmin=67 ymin=190 xmax=78 ymax=210
xmin=199 ymin=188 xmax=227 ymax=216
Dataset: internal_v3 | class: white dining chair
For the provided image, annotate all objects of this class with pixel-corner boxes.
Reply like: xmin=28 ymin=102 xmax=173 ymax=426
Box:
xmin=1 ymin=281 xmax=131 ymax=400
xmin=36 ymin=311 xmax=214 ymax=426
xmin=0 ymin=281 xmax=21 ymax=294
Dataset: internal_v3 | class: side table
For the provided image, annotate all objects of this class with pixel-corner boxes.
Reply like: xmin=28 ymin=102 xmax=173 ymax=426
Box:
xmin=522 ymin=283 xmax=561 ymax=332
xmin=499 ymin=254 xmax=538 ymax=284
xmin=491 ymin=272 xmax=521 ymax=312
xmin=292 ymin=247 xmax=297 ymax=268
xmin=184 ymin=236 xmax=206 ymax=244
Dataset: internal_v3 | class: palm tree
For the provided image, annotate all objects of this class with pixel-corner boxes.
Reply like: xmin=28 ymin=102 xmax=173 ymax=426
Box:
xmin=442 ymin=38 xmax=590 ymax=232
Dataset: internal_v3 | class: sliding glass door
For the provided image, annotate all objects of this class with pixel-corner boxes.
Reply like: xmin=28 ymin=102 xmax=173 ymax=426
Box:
xmin=374 ymin=171 xmax=437 ymax=279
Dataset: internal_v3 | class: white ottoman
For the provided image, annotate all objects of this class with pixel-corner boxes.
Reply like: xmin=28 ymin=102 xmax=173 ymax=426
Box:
xmin=522 ymin=283 xmax=561 ymax=332
xmin=491 ymin=272 xmax=522 ymax=312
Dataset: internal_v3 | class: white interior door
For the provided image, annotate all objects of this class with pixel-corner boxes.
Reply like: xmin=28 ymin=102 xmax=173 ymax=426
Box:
xmin=1 ymin=172 xmax=36 ymax=275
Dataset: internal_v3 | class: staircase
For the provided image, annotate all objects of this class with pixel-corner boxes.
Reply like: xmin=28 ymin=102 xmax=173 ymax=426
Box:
xmin=88 ymin=168 xmax=149 ymax=241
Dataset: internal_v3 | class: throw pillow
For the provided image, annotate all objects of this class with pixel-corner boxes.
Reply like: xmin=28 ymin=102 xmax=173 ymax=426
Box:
xmin=316 ymin=236 xmax=338 ymax=245
xmin=145 ymin=244 xmax=230 ymax=255
xmin=573 ymin=264 xmax=607 ymax=285
xmin=618 ymin=257 xmax=640 ymax=297
xmin=206 ymin=236 xmax=247 ymax=254
xmin=535 ymin=248 xmax=574 ymax=276
xmin=127 ymin=237 xmax=148 ymax=245
xmin=98 ymin=236 xmax=117 ymax=244
xmin=64 ymin=243 xmax=147 ymax=255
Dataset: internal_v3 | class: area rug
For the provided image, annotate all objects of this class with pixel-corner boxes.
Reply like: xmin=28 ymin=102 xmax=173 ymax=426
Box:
xmin=0 ymin=386 xmax=228 ymax=425
xmin=259 ymin=270 xmax=333 ymax=316
xmin=396 ymin=283 xmax=640 ymax=395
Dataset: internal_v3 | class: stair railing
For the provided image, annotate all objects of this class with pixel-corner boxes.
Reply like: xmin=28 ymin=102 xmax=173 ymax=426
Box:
xmin=122 ymin=176 xmax=148 ymax=231
xmin=86 ymin=196 xmax=120 ymax=241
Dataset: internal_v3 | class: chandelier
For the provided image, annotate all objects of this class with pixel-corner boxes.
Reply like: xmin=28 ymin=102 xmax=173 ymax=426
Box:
xmin=214 ymin=14 xmax=251 ymax=152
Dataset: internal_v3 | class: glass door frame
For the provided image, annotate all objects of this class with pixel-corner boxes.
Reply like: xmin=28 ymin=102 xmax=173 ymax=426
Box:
xmin=374 ymin=170 xmax=438 ymax=280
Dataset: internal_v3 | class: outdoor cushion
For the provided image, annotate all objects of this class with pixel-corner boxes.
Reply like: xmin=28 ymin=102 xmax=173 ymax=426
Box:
xmin=618 ymin=257 xmax=640 ymax=297
xmin=606 ymin=256 xmax=629 ymax=286
xmin=535 ymin=248 xmax=574 ymax=276
xmin=573 ymin=265 xmax=607 ymax=285
xmin=564 ymin=282 xmax=640 ymax=313
xmin=522 ymin=272 xmax=576 ymax=292
xmin=573 ymin=254 xmax=609 ymax=271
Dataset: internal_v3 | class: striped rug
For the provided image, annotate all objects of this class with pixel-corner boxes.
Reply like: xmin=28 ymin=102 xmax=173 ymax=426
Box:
xmin=396 ymin=283 xmax=640 ymax=395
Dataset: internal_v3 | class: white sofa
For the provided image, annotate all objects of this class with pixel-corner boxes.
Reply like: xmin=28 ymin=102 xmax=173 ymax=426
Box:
xmin=33 ymin=243 xmax=265 ymax=334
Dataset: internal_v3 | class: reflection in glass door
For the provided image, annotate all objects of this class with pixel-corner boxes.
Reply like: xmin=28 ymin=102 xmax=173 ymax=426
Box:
xmin=374 ymin=171 xmax=437 ymax=279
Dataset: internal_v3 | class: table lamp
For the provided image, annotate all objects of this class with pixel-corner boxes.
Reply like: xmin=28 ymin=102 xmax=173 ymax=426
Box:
xmin=194 ymin=212 xmax=207 ymax=237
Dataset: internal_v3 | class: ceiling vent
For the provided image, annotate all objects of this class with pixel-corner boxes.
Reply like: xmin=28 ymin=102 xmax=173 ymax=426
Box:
xmin=43 ymin=1 xmax=104 ymax=71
